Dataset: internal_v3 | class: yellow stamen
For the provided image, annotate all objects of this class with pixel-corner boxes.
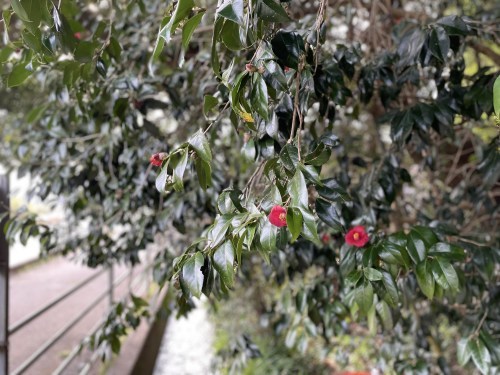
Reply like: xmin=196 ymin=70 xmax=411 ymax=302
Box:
xmin=353 ymin=233 xmax=360 ymax=240
xmin=279 ymin=213 xmax=286 ymax=221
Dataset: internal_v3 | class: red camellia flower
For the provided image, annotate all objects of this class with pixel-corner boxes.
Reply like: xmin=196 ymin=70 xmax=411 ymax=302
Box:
xmin=149 ymin=153 xmax=164 ymax=167
xmin=269 ymin=205 xmax=287 ymax=227
xmin=345 ymin=225 xmax=369 ymax=247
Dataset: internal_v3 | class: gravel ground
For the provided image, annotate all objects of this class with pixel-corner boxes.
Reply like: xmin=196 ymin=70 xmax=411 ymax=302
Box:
xmin=153 ymin=299 xmax=215 ymax=375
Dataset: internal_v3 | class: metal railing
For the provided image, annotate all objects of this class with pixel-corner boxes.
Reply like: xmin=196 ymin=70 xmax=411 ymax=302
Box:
xmin=8 ymin=261 xmax=155 ymax=375
xmin=0 ymin=174 xmax=160 ymax=375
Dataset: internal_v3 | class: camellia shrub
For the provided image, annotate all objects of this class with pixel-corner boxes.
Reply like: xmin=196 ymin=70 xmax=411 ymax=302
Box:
xmin=1 ymin=0 xmax=499 ymax=372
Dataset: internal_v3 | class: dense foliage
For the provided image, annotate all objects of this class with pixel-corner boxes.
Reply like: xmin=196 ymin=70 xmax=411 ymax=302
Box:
xmin=1 ymin=0 xmax=499 ymax=373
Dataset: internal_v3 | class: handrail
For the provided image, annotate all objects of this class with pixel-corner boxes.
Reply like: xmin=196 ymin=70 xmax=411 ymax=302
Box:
xmin=11 ymin=269 xmax=131 ymax=375
xmin=9 ymin=268 xmax=107 ymax=335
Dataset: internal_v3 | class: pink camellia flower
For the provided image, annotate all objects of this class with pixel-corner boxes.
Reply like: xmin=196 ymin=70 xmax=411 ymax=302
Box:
xmin=345 ymin=225 xmax=369 ymax=247
xmin=149 ymin=153 xmax=165 ymax=167
xmin=269 ymin=205 xmax=287 ymax=227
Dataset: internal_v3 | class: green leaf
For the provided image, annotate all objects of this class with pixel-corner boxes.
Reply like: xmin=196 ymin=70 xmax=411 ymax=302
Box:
xmin=260 ymin=219 xmax=277 ymax=252
xmin=407 ymin=230 xmax=428 ymax=264
xmin=251 ymin=74 xmax=269 ymax=120
xmin=270 ymin=30 xmax=305 ymax=70
xmin=182 ymin=11 xmax=205 ymax=50
xmin=11 ymin=0 xmax=30 ymax=22
xmin=428 ymin=242 xmax=465 ymax=261
xmin=381 ymin=271 xmax=399 ymax=307
xmin=288 ymin=169 xmax=308 ymax=209
xmin=209 ymin=215 xmax=232 ymax=248
xmin=364 ymin=267 xmax=383 ymax=281
xmin=391 ymin=110 xmax=413 ymax=146
xmin=436 ymin=15 xmax=469 ymax=36
xmin=429 ymin=26 xmax=449 ymax=62
xmin=315 ymin=198 xmax=343 ymax=231
xmin=457 ymin=338 xmax=472 ymax=367
xmin=182 ymin=252 xmax=205 ymax=298
xmin=213 ymin=241 xmax=235 ymax=288
xmin=431 ymin=258 xmax=459 ymax=292
xmin=280 ymin=144 xmax=299 ymax=171
xmin=217 ymin=0 xmax=244 ymax=25
xmin=256 ymin=0 xmax=291 ymax=22
xmin=203 ymin=95 xmax=219 ymax=117
xmin=188 ymin=130 xmax=212 ymax=163
xmin=469 ymin=338 xmax=491 ymax=375
xmin=493 ymin=75 xmax=500 ymax=117
xmin=155 ymin=160 xmax=169 ymax=193
xmin=345 ymin=270 xmax=363 ymax=286
xmin=355 ymin=281 xmax=374 ymax=314
xmin=286 ymin=207 xmax=302 ymax=242
xmin=173 ymin=149 xmax=189 ymax=191
xmin=221 ymin=19 xmax=242 ymax=51
xmin=379 ymin=238 xmax=411 ymax=269
xmin=304 ymin=143 xmax=331 ymax=166
xmin=152 ymin=0 xmax=194 ymax=59
xmin=412 ymin=226 xmax=439 ymax=246
xmin=194 ymin=157 xmax=212 ymax=190
xmin=299 ymin=208 xmax=321 ymax=246
xmin=376 ymin=300 xmax=393 ymax=330
xmin=316 ymin=178 xmax=350 ymax=202
xmin=7 ymin=64 xmax=32 ymax=87
xmin=416 ymin=261 xmax=435 ymax=299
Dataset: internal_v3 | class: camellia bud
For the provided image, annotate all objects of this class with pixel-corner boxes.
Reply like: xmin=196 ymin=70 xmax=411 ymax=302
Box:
xmin=245 ymin=63 xmax=258 ymax=73
xmin=149 ymin=152 xmax=167 ymax=167
xmin=74 ymin=32 xmax=82 ymax=40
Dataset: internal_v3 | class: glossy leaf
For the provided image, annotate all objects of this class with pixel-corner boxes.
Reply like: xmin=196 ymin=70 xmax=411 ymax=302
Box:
xmin=288 ymin=169 xmax=308 ymax=209
xmin=416 ymin=261 xmax=435 ymax=299
xmin=188 ymin=130 xmax=212 ymax=163
xmin=182 ymin=252 xmax=205 ymax=298
xmin=286 ymin=206 xmax=302 ymax=242
xmin=213 ymin=241 xmax=235 ymax=288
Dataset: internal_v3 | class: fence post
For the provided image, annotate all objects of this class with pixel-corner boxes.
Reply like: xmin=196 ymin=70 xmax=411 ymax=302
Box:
xmin=0 ymin=175 xmax=10 ymax=374
xmin=108 ymin=264 xmax=114 ymax=307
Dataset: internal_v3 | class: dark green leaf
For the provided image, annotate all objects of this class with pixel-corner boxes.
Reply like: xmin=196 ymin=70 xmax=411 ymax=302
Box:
xmin=251 ymin=74 xmax=269 ymax=119
xmin=288 ymin=169 xmax=308 ymax=209
xmin=213 ymin=241 xmax=235 ymax=288
xmin=299 ymin=208 xmax=321 ymax=246
xmin=436 ymin=15 xmax=469 ymax=36
xmin=194 ymin=157 xmax=212 ymax=190
xmin=381 ymin=271 xmax=399 ymax=307
xmin=407 ymin=230 xmax=428 ymax=264
xmin=428 ymin=242 xmax=465 ymax=261
xmin=173 ymin=149 xmax=189 ymax=191
xmin=256 ymin=0 xmax=291 ymax=23
xmin=431 ymin=258 xmax=459 ymax=292
xmin=355 ymin=281 xmax=374 ymax=314
xmin=315 ymin=198 xmax=342 ymax=231
xmin=7 ymin=64 xmax=32 ymax=87
xmin=182 ymin=252 xmax=205 ymax=298
xmin=286 ymin=206 xmax=302 ymax=242
xmin=188 ymin=130 xmax=212 ymax=163
xmin=260 ymin=219 xmax=277 ymax=252
xmin=280 ymin=144 xmax=299 ymax=171
xmin=11 ymin=0 xmax=30 ymax=22
xmin=203 ymin=95 xmax=219 ymax=117
xmin=416 ymin=261 xmax=435 ymax=299
xmin=221 ymin=20 xmax=242 ymax=51
xmin=270 ymin=30 xmax=305 ymax=70
xmin=391 ymin=110 xmax=413 ymax=146
xmin=469 ymin=338 xmax=491 ymax=375
xmin=429 ymin=26 xmax=449 ymax=62
xmin=376 ymin=300 xmax=393 ymax=330
xmin=217 ymin=0 xmax=244 ymax=25
xmin=457 ymin=338 xmax=472 ymax=367
xmin=182 ymin=11 xmax=205 ymax=50
xmin=316 ymin=178 xmax=350 ymax=202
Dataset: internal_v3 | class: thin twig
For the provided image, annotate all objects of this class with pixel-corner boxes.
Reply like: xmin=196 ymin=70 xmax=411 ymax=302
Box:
xmin=471 ymin=308 xmax=489 ymax=338
xmin=204 ymin=101 xmax=230 ymax=134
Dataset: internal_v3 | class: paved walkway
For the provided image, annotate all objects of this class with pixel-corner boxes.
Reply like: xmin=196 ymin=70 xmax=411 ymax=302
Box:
xmin=9 ymin=256 xmax=149 ymax=374
xmin=153 ymin=299 xmax=215 ymax=375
